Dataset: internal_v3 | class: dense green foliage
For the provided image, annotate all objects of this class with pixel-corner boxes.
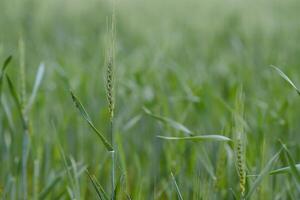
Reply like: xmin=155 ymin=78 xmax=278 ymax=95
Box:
xmin=1 ymin=0 xmax=300 ymax=199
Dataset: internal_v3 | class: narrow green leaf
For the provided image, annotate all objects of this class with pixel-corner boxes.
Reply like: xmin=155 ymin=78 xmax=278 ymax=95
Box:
xmin=26 ymin=63 xmax=45 ymax=112
xmin=2 ymin=55 xmax=12 ymax=73
xmin=113 ymin=175 xmax=122 ymax=200
xmin=86 ymin=170 xmax=109 ymax=200
xmin=86 ymin=171 xmax=104 ymax=200
xmin=198 ymin=146 xmax=216 ymax=180
xmin=270 ymin=164 xmax=300 ymax=175
xmin=171 ymin=172 xmax=183 ymax=200
xmin=6 ymin=75 xmax=26 ymax=128
xmin=38 ymin=176 xmax=62 ymax=200
xmin=6 ymin=75 xmax=22 ymax=111
xmin=38 ymin=164 xmax=86 ymax=200
xmin=143 ymin=107 xmax=193 ymax=136
xmin=157 ymin=135 xmax=231 ymax=142
xmin=1 ymin=95 xmax=15 ymax=132
xmin=281 ymin=144 xmax=300 ymax=183
xmin=70 ymin=157 xmax=81 ymax=198
xmin=246 ymin=149 xmax=282 ymax=199
xmin=270 ymin=65 xmax=300 ymax=95
xmin=0 ymin=56 xmax=12 ymax=95
xmin=70 ymin=91 xmax=113 ymax=151
xmin=123 ymin=114 xmax=142 ymax=131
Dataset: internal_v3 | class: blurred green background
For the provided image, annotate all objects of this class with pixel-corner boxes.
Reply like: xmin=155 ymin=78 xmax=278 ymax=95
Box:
xmin=1 ymin=0 xmax=300 ymax=199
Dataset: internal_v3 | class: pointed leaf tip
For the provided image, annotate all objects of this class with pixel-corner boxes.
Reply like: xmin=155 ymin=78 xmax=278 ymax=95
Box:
xmin=70 ymin=91 xmax=113 ymax=151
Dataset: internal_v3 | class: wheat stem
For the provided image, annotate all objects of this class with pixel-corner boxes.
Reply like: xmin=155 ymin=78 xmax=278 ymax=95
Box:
xmin=106 ymin=1 xmax=116 ymax=198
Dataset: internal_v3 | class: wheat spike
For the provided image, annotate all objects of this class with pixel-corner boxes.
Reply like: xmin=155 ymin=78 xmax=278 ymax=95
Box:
xmin=106 ymin=56 xmax=114 ymax=121
xmin=234 ymin=86 xmax=247 ymax=198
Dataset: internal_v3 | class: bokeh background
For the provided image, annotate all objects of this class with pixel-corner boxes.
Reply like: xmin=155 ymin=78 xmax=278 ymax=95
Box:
xmin=1 ymin=0 xmax=300 ymax=199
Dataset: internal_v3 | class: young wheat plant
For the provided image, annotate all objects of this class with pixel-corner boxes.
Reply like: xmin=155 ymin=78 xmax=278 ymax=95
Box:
xmin=70 ymin=1 xmax=117 ymax=199
xmin=105 ymin=1 xmax=117 ymax=198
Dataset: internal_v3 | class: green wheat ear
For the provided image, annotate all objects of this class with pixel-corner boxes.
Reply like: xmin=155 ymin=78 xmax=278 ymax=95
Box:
xmin=106 ymin=56 xmax=114 ymax=121
xmin=234 ymin=86 xmax=247 ymax=198
xmin=105 ymin=3 xmax=116 ymax=122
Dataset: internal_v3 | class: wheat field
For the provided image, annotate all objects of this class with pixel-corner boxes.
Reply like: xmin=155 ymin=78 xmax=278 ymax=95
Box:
xmin=0 ymin=0 xmax=300 ymax=199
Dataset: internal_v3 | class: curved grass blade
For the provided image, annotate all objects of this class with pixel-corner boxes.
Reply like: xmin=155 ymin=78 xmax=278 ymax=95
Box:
xmin=86 ymin=170 xmax=109 ymax=200
xmin=171 ymin=172 xmax=183 ymax=200
xmin=281 ymin=144 xmax=300 ymax=183
xmin=157 ymin=135 xmax=231 ymax=142
xmin=26 ymin=63 xmax=45 ymax=112
xmin=143 ymin=107 xmax=193 ymax=136
xmin=6 ymin=75 xmax=27 ymax=128
xmin=6 ymin=75 xmax=22 ymax=111
xmin=2 ymin=56 xmax=12 ymax=71
xmin=198 ymin=146 xmax=217 ymax=180
xmin=270 ymin=164 xmax=300 ymax=175
xmin=113 ymin=175 xmax=123 ymax=200
xmin=70 ymin=91 xmax=113 ymax=151
xmin=270 ymin=65 xmax=300 ymax=95
xmin=246 ymin=149 xmax=282 ymax=199
xmin=38 ymin=163 xmax=86 ymax=199
xmin=0 ymin=56 xmax=12 ymax=95
xmin=123 ymin=114 xmax=142 ymax=131
xmin=38 ymin=176 xmax=61 ymax=200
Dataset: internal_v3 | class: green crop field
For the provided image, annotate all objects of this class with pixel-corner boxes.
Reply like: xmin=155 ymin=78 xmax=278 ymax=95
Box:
xmin=1 ymin=0 xmax=300 ymax=199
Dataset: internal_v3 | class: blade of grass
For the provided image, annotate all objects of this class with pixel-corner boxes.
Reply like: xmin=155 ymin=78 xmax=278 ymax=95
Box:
xmin=19 ymin=37 xmax=27 ymax=107
xmin=0 ymin=56 xmax=12 ymax=95
xmin=33 ymin=160 xmax=40 ymax=200
xmin=198 ymin=146 xmax=217 ymax=180
xmin=26 ymin=63 xmax=45 ymax=112
xmin=143 ymin=107 xmax=193 ymax=136
xmin=170 ymin=172 xmax=183 ymax=200
xmin=123 ymin=114 xmax=142 ymax=131
xmin=270 ymin=164 xmax=300 ymax=175
xmin=157 ymin=135 xmax=231 ymax=142
xmin=6 ymin=75 xmax=26 ymax=128
xmin=0 ymin=56 xmax=12 ymax=80
xmin=70 ymin=91 xmax=113 ymax=151
xmin=270 ymin=65 xmax=300 ymax=95
xmin=60 ymin=149 xmax=80 ymax=199
xmin=86 ymin=170 xmax=109 ymax=200
xmin=113 ymin=175 xmax=123 ymax=200
xmin=2 ymin=56 xmax=12 ymax=71
xmin=70 ymin=157 xmax=81 ymax=199
xmin=38 ymin=176 xmax=61 ymax=200
xmin=246 ymin=149 xmax=282 ymax=199
xmin=281 ymin=143 xmax=300 ymax=183
xmin=38 ymin=164 xmax=86 ymax=200
xmin=1 ymin=95 xmax=15 ymax=132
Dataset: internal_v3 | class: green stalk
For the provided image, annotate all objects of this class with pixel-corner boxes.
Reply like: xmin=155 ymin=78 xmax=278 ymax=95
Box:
xmin=106 ymin=2 xmax=116 ymax=198
xmin=19 ymin=37 xmax=30 ymax=200
xmin=22 ymin=127 xmax=30 ymax=200
xmin=110 ymin=120 xmax=115 ymax=200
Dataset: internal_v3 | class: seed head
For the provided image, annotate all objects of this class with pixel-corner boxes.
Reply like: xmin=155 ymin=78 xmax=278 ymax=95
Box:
xmin=106 ymin=55 xmax=114 ymax=121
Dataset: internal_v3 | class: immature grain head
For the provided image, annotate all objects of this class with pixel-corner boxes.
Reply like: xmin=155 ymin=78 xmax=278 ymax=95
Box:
xmin=236 ymin=138 xmax=246 ymax=196
xmin=106 ymin=55 xmax=114 ymax=121
xmin=105 ymin=5 xmax=116 ymax=122
xmin=234 ymin=86 xmax=247 ymax=198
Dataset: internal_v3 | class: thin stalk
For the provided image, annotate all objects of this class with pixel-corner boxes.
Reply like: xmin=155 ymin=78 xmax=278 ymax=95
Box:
xmin=22 ymin=127 xmax=30 ymax=200
xmin=110 ymin=120 xmax=115 ymax=200
xmin=19 ymin=37 xmax=30 ymax=200
xmin=105 ymin=1 xmax=116 ymax=199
